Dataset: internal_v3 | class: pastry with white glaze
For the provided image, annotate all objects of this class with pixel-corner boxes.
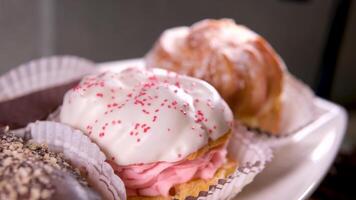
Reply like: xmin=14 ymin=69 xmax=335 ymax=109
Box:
xmin=60 ymin=67 xmax=236 ymax=199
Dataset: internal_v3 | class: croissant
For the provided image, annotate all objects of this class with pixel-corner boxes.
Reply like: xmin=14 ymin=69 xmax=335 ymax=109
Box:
xmin=146 ymin=19 xmax=314 ymax=134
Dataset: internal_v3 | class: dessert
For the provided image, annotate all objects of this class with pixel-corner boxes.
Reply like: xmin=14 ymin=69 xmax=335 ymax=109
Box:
xmin=0 ymin=127 xmax=100 ymax=200
xmin=145 ymin=18 xmax=314 ymax=134
xmin=59 ymin=67 xmax=236 ymax=199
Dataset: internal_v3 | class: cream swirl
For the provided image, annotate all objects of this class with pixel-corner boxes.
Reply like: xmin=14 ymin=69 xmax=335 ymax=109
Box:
xmin=110 ymin=147 xmax=227 ymax=197
xmin=60 ymin=67 xmax=233 ymax=165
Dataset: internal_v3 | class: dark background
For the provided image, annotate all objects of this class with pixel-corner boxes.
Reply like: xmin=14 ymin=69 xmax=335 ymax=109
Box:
xmin=0 ymin=0 xmax=355 ymax=199
xmin=0 ymin=0 xmax=355 ymax=106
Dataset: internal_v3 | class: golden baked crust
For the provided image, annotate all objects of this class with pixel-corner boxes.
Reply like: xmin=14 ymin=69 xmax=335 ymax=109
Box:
xmin=128 ymin=160 xmax=237 ymax=200
xmin=146 ymin=19 xmax=285 ymax=134
xmin=186 ymin=131 xmax=231 ymax=161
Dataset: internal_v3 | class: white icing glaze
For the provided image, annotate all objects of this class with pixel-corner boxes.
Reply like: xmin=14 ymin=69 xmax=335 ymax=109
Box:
xmin=60 ymin=67 xmax=233 ymax=165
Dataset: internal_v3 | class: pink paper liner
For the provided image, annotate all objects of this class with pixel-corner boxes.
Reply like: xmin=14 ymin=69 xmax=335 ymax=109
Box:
xmin=0 ymin=55 xmax=95 ymax=101
xmin=24 ymin=121 xmax=126 ymax=200
xmin=181 ymin=124 xmax=272 ymax=200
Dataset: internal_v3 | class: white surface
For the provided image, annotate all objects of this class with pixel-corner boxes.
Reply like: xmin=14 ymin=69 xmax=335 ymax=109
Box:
xmin=237 ymin=99 xmax=347 ymax=200
xmin=99 ymin=59 xmax=348 ymax=200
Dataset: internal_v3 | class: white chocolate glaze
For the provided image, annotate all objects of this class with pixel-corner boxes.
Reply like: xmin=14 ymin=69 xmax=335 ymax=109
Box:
xmin=60 ymin=67 xmax=233 ymax=165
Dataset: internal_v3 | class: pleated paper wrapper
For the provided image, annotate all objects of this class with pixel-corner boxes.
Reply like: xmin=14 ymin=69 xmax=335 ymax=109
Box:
xmin=0 ymin=55 xmax=95 ymax=101
xmin=246 ymin=74 xmax=319 ymax=147
xmin=23 ymin=121 xmax=127 ymax=200
xmin=179 ymin=124 xmax=273 ymax=200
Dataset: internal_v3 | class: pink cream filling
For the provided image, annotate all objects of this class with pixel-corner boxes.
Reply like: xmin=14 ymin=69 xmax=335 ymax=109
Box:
xmin=110 ymin=148 xmax=227 ymax=197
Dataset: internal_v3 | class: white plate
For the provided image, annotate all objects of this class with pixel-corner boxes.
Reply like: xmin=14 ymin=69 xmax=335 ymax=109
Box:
xmin=99 ymin=58 xmax=348 ymax=200
xmin=237 ymin=98 xmax=347 ymax=200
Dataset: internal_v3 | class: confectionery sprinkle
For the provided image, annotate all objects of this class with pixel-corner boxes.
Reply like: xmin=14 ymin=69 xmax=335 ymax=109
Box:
xmin=0 ymin=132 xmax=87 ymax=200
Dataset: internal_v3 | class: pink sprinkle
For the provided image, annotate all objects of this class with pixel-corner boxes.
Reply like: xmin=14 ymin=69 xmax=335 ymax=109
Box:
xmin=99 ymin=132 xmax=105 ymax=137
xmin=178 ymin=154 xmax=182 ymax=158
xmin=155 ymin=109 xmax=159 ymax=113
xmin=175 ymin=82 xmax=181 ymax=88
xmin=111 ymin=157 xmax=115 ymax=160
xmin=172 ymin=101 xmax=177 ymax=106
xmin=142 ymin=109 xmax=150 ymax=114
xmin=213 ymin=125 xmax=217 ymax=129
xmin=107 ymin=104 xmax=112 ymax=108
xmin=112 ymin=103 xmax=118 ymax=107
xmin=194 ymin=99 xmax=199 ymax=103
xmin=137 ymin=138 xmax=141 ymax=142
xmin=127 ymin=93 xmax=133 ymax=97
xmin=111 ymin=96 xmax=115 ymax=99
xmin=164 ymin=99 xmax=168 ymax=102
xmin=199 ymin=134 xmax=203 ymax=137
xmin=141 ymin=124 xmax=147 ymax=128
xmin=143 ymin=127 xmax=151 ymax=133
xmin=130 ymin=131 xmax=134 ymax=136
xmin=168 ymin=128 xmax=171 ymax=132
xmin=168 ymin=105 xmax=171 ymax=109
xmin=96 ymin=93 xmax=103 ymax=97
xmin=134 ymin=123 xmax=140 ymax=130
xmin=134 ymin=100 xmax=145 ymax=106
xmin=112 ymin=120 xmax=116 ymax=125
xmin=152 ymin=116 xmax=157 ymax=122
xmin=117 ymin=120 xmax=121 ymax=124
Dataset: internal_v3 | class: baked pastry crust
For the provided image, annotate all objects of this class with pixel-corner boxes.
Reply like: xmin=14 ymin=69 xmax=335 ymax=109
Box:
xmin=146 ymin=19 xmax=286 ymax=134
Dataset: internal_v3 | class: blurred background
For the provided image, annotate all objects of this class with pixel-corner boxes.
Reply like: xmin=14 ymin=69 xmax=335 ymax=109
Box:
xmin=0 ymin=0 xmax=355 ymax=199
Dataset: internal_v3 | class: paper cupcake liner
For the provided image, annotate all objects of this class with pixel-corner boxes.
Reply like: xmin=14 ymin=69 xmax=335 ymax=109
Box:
xmin=22 ymin=121 xmax=126 ymax=200
xmin=0 ymin=55 xmax=95 ymax=101
xmin=240 ymin=74 xmax=318 ymax=147
xmin=185 ymin=124 xmax=272 ymax=200
xmin=278 ymin=74 xmax=316 ymax=135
